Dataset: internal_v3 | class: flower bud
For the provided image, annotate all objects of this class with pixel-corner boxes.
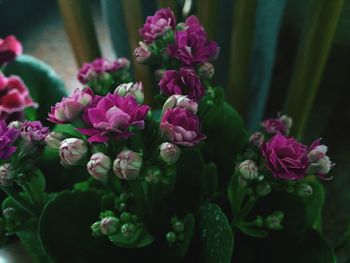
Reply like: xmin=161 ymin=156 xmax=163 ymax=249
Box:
xmin=100 ymin=217 xmax=120 ymax=235
xmin=264 ymin=211 xmax=284 ymax=230
xmin=113 ymin=150 xmax=143 ymax=180
xmin=87 ymin=153 xmax=111 ymax=182
xmin=279 ymin=115 xmax=293 ymax=131
xmin=238 ymin=160 xmax=258 ymax=180
xmin=166 ymin=231 xmax=177 ymax=244
xmin=295 ymin=183 xmax=313 ymax=197
xmin=2 ymin=207 xmax=18 ymax=221
xmin=256 ymin=181 xmax=271 ymax=196
xmin=120 ymin=223 xmax=136 ymax=238
xmin=45 ymin=132 xmax=65 ymax=149
xmin=0 ymin=163 xmax=15 ymax=187
xmin=307 ymin=145 xmax=333 ymax=176
xmin=145 ymin=166 xmax=161 ymax=184
xmin=249 ymin=132 xmax=264 ymax=148
xmin=159 ymin=142 xmax=180 ymax=164
xmin=8 ymin=121 xmax=22 ymax=130
xmin=162 ymin=95 xmax=198 ymax=114
xmin=134 ymin=42 xmax=151 ymax=64
xmin=59 ymin=138 xmax=88 ymax=166
xmin=198 ymin=63 xmax=215 ymax=79
xmin=91 ymin=221 xmax=102 ymax=237
xmin=114 ymin=82 xmax=144 ymax=104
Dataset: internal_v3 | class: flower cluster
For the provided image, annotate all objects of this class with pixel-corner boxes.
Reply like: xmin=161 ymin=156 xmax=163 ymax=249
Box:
xmin=77 ymin=58 xmax=131 ymax=94
xmin=0 ymin=35 xmax=22 ymax=67
xmin=0 ymin=74 xmax=37 ymax=122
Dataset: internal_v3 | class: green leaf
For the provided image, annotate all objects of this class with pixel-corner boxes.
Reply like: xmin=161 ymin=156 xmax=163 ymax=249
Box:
xmin=197 ymin=203 xmax=234 ymax=263
xmin=176 ymin=213 xmax=195 ymax=258
xmin=4 ymin=54 xmax=66 ymax=125
xmin=38 ymin=190 xmax=115 ymax=262
xmin=228 ymin=171 xmax=246 ymax=217
xmin=290 ymin=228 xmax=336 ymax=263
xmin=17 ymin=219 xmax=53 ymax=263
xmin=54 ymin=124 xmax=84 ymax=139
xmin=300 ymin=176 xmax=325 ymax=230
xmin=199 ymin=87 xmax=248 ymax=187
xmin=109 ymin=231 xmax=154 ymax=248
xmin=236 ymin=222 xmax=268 ymax=238
xmin=201 ymin=163 xmax=218 ymax=199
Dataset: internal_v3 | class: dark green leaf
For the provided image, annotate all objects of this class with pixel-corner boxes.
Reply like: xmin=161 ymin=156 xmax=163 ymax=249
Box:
xmin=38 ymin=190 xmax=115 ymax=262
xmin=236 ymin=222 xmax=268 ymax=238
xmin=109 ymin=231 xmax=153 ymax=248
xmin=197 ymin=203 xmax=234 ymax=263
xmin=176 ymin=213 xmax=195 ymax=258
xmin=199 ymin=87 xmax=248 ymax=187
xmin=4 ymin=54 xmax=66 ymax=125
xmin=202 ymin=163 xmax=218 ymax=199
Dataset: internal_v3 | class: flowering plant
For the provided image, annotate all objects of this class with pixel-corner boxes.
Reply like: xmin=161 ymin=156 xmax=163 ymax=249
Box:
xmin=0 ymin=8 xmax=338 ymax=263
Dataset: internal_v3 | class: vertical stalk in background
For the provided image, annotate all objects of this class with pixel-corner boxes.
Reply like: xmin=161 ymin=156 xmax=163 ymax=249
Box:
xmin=227 ymin=0 xmax=257 ymax=116
xmin=196 ymin=0 xmax=219 ymax=40
xmin=284 ymin=0 xmax=344 ymax=139
xmin=122 ymin=0 xmax=154 ymax=106
xmin=157 ymin=0 xmax=178 ymax=18
xmin=58 ymin=0 xmax=101 ymax=67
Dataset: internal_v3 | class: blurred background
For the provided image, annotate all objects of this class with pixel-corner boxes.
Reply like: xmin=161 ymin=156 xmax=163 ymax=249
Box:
xmin=0 ymin=0 xmax=349 ymax=261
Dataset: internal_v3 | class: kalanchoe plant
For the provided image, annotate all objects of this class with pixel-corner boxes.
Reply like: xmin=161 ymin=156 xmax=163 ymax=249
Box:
xmin=0 ymin=8 xmax=337 ymax=263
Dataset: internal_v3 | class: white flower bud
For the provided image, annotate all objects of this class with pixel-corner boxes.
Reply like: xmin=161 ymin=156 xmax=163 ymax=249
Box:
xmin=113 ymin=150 xmax=143 ymax=180
xmin=100 ymin=217 xmax=120 ymax=235
xmin=59 ymin=138 xmax=88 ymax=166
xmin=0 ymin=163 xmax=15 ymax=187
xmin=159 ymin=142 xmax=180 ymax=164
xmin=87 ymin=153 xmax=111 ymax=182
xmin=162 ymin=95 xmax=198 ymax=114
xmin=45 ymin=132 xmax=65 ymax=149
xmin=114 ymin=82 xmax=144 ymax=104
xmin=8 ymin=121 xmax=22 ymax=130
xmin=238 ymin=160 xmax=258 ymax=180
xmin=198 ymin=63 xmax=215 ymax=79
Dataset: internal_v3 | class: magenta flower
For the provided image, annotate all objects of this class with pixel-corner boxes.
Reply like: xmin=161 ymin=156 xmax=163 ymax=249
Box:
xmin=262 ymin=134 xmax=313 ymax=180
xmin=77 ymin=58 xmax=130 ymax=84
xmin=167 ymin=15 xmax=219 ymax=66
xmin=262 ymin=115 xmax=292 ymax=135
xmin=20 ymin=121 xmax=49 ymax=142
xmin=160 ymin=108 xmax=206 ymax=147
xmin=159 ymin=68 xmax=204 ymax=101
xmin=48 ymin=88 xmax=93 ymax=124
xmin=0 ymin=120 xmax=19 ymax=159
xmin=77 ymin=93 xmax=149 ymax=143
xmin=0 ymin=74 xmax=37 ymax=122
xmin=139 ymin=8 xmax=176 ymax=44
xmin=0 ymin=35 xmax=22 ymax=66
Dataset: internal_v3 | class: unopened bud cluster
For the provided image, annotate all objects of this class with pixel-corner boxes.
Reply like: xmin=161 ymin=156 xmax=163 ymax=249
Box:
xmin=166 ymin=216 xmax=185 ymax=246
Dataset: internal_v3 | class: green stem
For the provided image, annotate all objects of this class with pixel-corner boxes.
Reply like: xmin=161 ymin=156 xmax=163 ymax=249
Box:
xmin=22 ymin=183 xmax=43 ymax=209
xmin=285 ymin=0 xmax=344 ymax=139
xmin=0 ymin=186 xmax=36 ymax=216
xmin=238 ymin=197 xmax=257 ymax=221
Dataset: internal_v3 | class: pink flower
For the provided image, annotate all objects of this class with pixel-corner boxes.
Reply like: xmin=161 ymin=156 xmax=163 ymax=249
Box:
xmin=139 ymin=8 xmax=176 ymax=44
xmin=0 ymin=120 xmax=19 ymax=159
xmin=0 ymin=35 xmax=22 ymax=66
xmin=77 ymin=93 xmax=149 ymax=143
xmin=0 ymin=74 xmax=37 ymax=122
xmin=160 ymin=108 xmax=206 ymax=147
xmin=77 ymin=58 xmax=130 ymax=84
xmin=20 ymin=121 xmax=49 ymax=142
xmin=159 ymin=68 xmax=204 ymax=102
xmin=167 ymin=16 xmax=219 ymax=66
xmin=262 ymin=134 xmax=314 ymax=180
xmin=262 ymin=115 xmax=292 ymax=135
xmin=48 ymin=88 xmax=93 ymax=124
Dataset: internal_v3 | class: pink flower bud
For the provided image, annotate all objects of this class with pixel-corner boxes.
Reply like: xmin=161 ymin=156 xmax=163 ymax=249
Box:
xmin=59 ymin=138 xmax=88 ymax=166
xmin=45 ymin=132 xmax=65 ymax=149
xmin=114 ymin=82 xmax=144 ymax=104
xmin=87 ymin=153 xmax=111 ymax=182
xmin=0 ymin=163 xmax=15 ymax=186
xmin=238 ymin=160 xmax=258 ymax=180
xmin=159 ymin=142 xmax=180 ymax=164
xmin=113 ymin=150 xmax=143 ymax=180
xmin=198 ymin=63 xmax=215 ymax=79
xmin=162 ymin=95 xmax=198 ymax=114
xmin=48 ymin=88 xmax=93 ymax=124
xmin=307 ymin=144 xmax=333 ymax=176
xmin=134 ymin=42 xmax=151 ymax=64
xmin=249 ymin=132 xmax=264 ymax=148
xmin=100 ymin=217 xmax=120 ymax=235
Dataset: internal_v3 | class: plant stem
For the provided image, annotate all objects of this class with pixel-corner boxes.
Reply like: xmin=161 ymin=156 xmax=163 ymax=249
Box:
xmin=0 ymin=186 xmax=36 ymax=216
xmin=284 ymin=0 xmax=344 ymax=139
xmin=22 ymin=183 xmax=43 ymax=209
xmin=238 ymin=196 xmax=257 ymax=221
